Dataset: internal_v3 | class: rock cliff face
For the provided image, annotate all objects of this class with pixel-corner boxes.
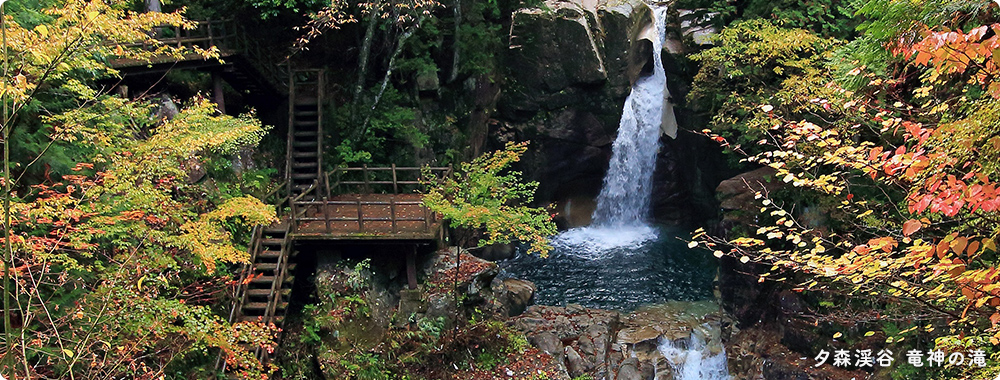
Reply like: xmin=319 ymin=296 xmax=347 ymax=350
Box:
xmin=493 ymin=0 xmax=731 ymax=227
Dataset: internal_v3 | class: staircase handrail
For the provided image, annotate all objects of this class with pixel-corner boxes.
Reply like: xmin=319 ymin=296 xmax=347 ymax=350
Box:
xmin=233 ymin=23 xmax=290 ymax=93
xmin=225 ymin=178 xmax=289 ymax=325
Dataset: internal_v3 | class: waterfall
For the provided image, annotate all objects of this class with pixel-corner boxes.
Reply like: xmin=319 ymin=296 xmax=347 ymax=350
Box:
xmin=657 ymin=328 xmax=731 ymax=380
xmin=591 ymin=5 xmax=670 ymax=229
xmin=554 ymin=4 xmax=673 ymax=254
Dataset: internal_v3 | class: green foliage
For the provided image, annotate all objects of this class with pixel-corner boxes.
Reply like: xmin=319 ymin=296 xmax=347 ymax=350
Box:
xmin=740 ymin=0 xmax=857 ymax=38
xmin=242 ymin=0 xmax=327 ymax=19
xmin=688 ymin=19 xmax=841 ymax=154
xmin=422 ymin=141 xmax=557 ymax=256
xmin=0 ymin=1 xmax=281 ymax=377
xmin=693 ymin=1 xmax=1000 ymax=377
xmin=417 ymin=316 xmax=447 ymax=339
xmin=331 ymin=85 xmax=428 ymax=165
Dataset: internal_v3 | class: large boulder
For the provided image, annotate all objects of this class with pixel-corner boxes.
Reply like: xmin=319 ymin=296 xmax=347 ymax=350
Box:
xmin=716 ymin=167 xmax=782 ymax=227
xmin=499 ymin=278 xmax=536 ymax=317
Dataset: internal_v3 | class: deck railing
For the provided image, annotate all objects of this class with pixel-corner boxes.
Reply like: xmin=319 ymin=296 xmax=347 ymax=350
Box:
xmin=113 ymin=18 xmax=289 ymax=93
xmin=120 ymin=18 xmax=239 ymax=52
xmin=293 ymin=197 xmax=437 ymax=235
xmin=326 ymin=165 xmax=452 ymax=197
xmin=282 ymin=166 xmax=453 ymax=235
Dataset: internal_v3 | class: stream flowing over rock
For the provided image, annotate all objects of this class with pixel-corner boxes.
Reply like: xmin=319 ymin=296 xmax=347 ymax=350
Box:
xmin=511 ymin=301 xmax=731 ymax=380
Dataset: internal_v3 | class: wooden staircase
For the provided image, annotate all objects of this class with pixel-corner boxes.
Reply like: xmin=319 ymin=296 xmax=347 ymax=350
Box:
xmin=221 ymin=69 xmax=327 ymax=375
xmin=286 ymin=69 xmax=325 ymax=196
xmin=239 ymin=223 xmax=295 ymax=325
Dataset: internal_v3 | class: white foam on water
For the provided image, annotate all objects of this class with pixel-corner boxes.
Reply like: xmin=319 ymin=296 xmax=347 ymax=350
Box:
xmin=552 ymin=225 xmax=658 ymax=259
xmin=657 ymin=328 xmax=731 ymax=380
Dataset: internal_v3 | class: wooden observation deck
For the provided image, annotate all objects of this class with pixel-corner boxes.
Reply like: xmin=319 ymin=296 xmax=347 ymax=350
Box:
xmin=291 ymin=166 xmax=449 ymax=241
xmin=110 ymin=18 xmax=286 ymax=103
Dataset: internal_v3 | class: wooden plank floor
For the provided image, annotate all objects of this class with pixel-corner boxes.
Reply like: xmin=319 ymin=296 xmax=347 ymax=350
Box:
xmin=292 ymin=194 xmax=442 ymax=240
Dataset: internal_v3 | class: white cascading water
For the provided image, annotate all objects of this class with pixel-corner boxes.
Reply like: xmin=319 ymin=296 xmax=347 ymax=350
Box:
xmin=657 ymin=327 xmax=731 ymax=380
xmin=591 ymin=7 xmax=668 ymax=229
xmin=554 ymin=5 xmax=670 ymax=254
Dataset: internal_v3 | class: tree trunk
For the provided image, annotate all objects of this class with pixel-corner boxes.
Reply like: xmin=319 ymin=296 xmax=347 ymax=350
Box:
xmin=357 ymin=18 xmax=423 ymax=139
xmin=145 ymin=0 xmax=162 ymax=13
xmin=448 ymin=0 xmax=462 ymax=83
xmin=352 ymin=15 xmax=378 ymax=111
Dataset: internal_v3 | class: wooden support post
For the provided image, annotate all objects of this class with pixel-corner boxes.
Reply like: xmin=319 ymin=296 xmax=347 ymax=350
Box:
xmin=390 ymin=197 xmax=397 ymax=233
xmin=362 ymin=164 xmax=370 ymax=193
xmin=422 ymin=205 xmax=429 ymax=230
xmin=406 ymin=245 xmax=418 ymax=290
xmin=207 ymin=17 xmax=214 ymax=48
xmin=212 ymin=72 xmax=226 ymax=114
xmin=391 ymin=163 xmax=398 ymax=194
xmin=356 ymin=197 xmax=364 ymax=232
xmin=316 ymin=70 xmax=324 ymax=188
xmin=322 ymin=197 xmax=332 ymax=234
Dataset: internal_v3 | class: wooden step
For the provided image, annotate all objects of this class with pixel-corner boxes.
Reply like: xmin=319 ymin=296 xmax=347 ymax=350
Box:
xmin=292 ymin=151 xmax=318 ymax=158
xmin=246 ymin=289 xmax=272 ymax=297
xmin=243 ymin=301 xmax=288 ymax=311
xmin=250 ymin=275 xmax=276 ymax=284
xmin=292 ymin=162 xmax=318 ymax=169
xmin=294 ymin=120 xmax=318 ymax=127
xmin=256 ymin=262 xmax=296 ymax=272
xmin=246 ymin=288 xmax=292 ymax=297
xmin=260 ymin=239 xmax=284 ymax=246
xmin=257 ymin=250 xmax=281 ymax=259
xmin=292 ymin=141 xmax=318 ymax=148
xmin=263 ymin=227 xmax=287 ymax=234
xmin=291 ymin=173 xmax=317 ymax=180
xmin=248 ymin=274 xmax=294 ymax=286
xmin=254 ymin=263 xmax=278 ymax=272
xmin=250 ymin=275 xmax=294 ymax=285
xmin=243 ymin=302 xmax=270 ymax=311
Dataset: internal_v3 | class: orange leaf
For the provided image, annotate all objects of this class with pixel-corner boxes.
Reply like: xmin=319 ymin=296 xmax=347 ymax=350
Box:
xmin=952 ymin=237 xmax=969 ymax=255
xmin=967 ymin=241 xmax=980 ymax=256
xmin=962 ymin=287 xmax=975 ymax=300
xmin=937 ymin=240 xmax=950 ymax=258
xmin=902 ymin=219 xmax=922 ymax=236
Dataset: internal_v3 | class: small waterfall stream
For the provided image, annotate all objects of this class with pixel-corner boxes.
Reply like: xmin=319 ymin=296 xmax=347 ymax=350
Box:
xmin=658 ymin=328 xmax=731 ymax=380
